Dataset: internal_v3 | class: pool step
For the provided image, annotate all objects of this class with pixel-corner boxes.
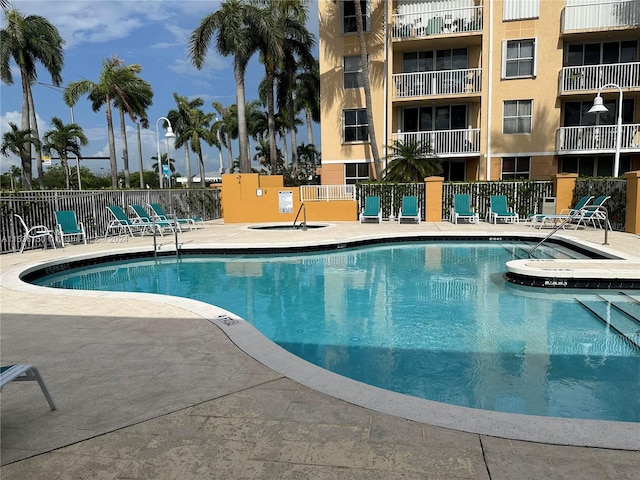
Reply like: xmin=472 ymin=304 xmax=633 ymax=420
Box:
xmin=576 ymin=293 xmax=640 ymax=351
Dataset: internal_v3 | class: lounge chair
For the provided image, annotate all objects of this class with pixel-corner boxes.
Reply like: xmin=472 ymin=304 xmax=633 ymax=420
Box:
xmin=359 ymin=196 xmax=382 ymax=223
xmin=55 ymin=210 xmax=87 ymax=247
xmin=397 ymin=196 xmax=420 ymax=224
xmin=488 ymin=195 xmax=519 ymax=224
xmin=14 ymin=214 xmax=56 ymax=253
xmin=105 ymin=205 xmax=155 ymax=237
xmin=575 ymin=195 xmax=611 ymax=229
xmin=148 ymin=203 xmax=204 ymax=230
xmin=129 ymin=204 xmax=177 ymax=236
xmin=528 ymin=195 xmax=594 ymax=230
xmin=559 ymin=195 xmax=594 ymax=217
xmin=450 ymin=194 xmax=479 ymax=224
xmin=1 ymin=364 xmax=56 ymax=410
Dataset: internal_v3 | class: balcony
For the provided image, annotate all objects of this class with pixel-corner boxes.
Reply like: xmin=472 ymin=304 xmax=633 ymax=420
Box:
xmin=393 ymin=129 xmax=481 ymax=157
xmin=562 ymin=0 xmax=640 ymax=33
xmin=559 ymin=62 xmax=640 ymax=93
xmin=393 ymin=68 xmax=482 ymax=99
xmin=392 ymin=5 xmax=483 ymax=40
xmin=556 ymin=124 xmax=640 ymax=154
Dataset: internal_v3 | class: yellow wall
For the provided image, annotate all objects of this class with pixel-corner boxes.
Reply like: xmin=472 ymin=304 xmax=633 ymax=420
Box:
xmin=624 ymin=171 xmax=640 ymax=234
xmin=221 ymin=174 xmax=358 ymax=223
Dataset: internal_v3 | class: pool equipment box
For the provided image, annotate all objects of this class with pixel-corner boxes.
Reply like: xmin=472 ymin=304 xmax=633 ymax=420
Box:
xmin=538 ymin=197 xmax=556 ymax=215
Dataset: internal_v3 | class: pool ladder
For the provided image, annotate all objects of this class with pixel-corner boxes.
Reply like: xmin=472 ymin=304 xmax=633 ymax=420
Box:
xmin=151 ymin=218 xmax=182 ymax=258
xmin=293 ymin=203 xmax=307 ymax=231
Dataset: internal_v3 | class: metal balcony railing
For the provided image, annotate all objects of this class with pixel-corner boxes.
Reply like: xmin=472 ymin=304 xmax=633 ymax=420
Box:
xmin=562 ymin=0 xmax=640 ymax=32
xmin=560 ymin=62 xmax=640 ymax=93
xmin=393 ymin=68 xmax=482 ymax=98
xmin=393 ymin=129 xmax=481 ymax=156
xmin=556 ymin=124 xmax=640 ymax=153
xmin=392 ymin=5 xmax=483 ymax=39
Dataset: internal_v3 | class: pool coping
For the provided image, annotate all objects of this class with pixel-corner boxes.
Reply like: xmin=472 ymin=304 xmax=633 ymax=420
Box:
xmin=3 ymin=232 xmax=639 ymax=451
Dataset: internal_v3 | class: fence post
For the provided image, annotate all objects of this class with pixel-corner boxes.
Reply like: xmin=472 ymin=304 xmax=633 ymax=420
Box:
xmin=624 ymin=170 xmax=640 ymax=234
xmin=425 ymin=176 xmax=444 ymax=222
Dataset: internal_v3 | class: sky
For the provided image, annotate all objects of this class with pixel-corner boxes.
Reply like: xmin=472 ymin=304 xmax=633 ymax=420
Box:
xmin=0 ymin=0 xmax=320 ymax=178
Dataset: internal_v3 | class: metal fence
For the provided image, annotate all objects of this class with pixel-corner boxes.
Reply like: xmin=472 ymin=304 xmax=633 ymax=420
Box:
xmin=1 ymin=189 xmax=220 ymax=254
xmin=357 ymin=183 xmax=426 ymax=220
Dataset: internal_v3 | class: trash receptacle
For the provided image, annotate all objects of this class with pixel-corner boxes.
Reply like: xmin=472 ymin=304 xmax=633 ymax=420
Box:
xmin=539 ymin=197 xmax=556 ymax=215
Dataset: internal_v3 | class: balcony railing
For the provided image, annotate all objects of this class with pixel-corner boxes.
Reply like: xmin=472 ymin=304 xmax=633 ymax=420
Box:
xmin=562 ymin=0 xmax=640 ymax=32
xmin=560 ymin=62 xmax=640 ymax=93
xmin=392 ymin=5 xmax=483 ymax=40
xmin=393 ymin=68 xmax=482 ymax=98
xmin=300 ymin=184 xmax=356 ymax=201
xmin=556 ymin=124 xmax=640 ymax=153
xmin=393 ymin=129 xmax=481 ymax=156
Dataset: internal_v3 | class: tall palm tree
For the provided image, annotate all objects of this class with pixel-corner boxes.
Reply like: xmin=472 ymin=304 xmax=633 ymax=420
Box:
xmin=211 ymin=101 xmax=237 ymax=174
xmin=294 ymin=59 xmax=320 ymax=147
xmin=1 ymin=122 xmax=39 ymax=188
xmin=167 ymin=93 xmax=204 ymax=188
xmin=190 ymin=0 xmax=263 ymax=173
xmin=352 ymin=0 xmax=382 ymax=180
xmin=383 ymin=138 xmax=441 ymax=182
xmin=181 ymin=105 xmax=214 ymax=187
xmin=42 ymin=117 xmax=88 ymax=190
xmin=0 ymin=7 xmax=64 ymax=189
xmin=65 ymin=56 xmax=150 ymax=188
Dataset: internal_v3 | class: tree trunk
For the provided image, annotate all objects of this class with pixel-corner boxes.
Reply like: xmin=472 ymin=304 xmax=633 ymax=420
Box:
xmin=198 ymin=147 xmax=206 ymax=188
xmin=19 ymin=73 xmax=32 ymax=189
xmin=27 ymin=86 xmax=45 ymax=189
xmin=354 ymin=0 xmax=382 ymax=180
xmin=225 ymin=134 xmax=233 ymax=173
xmin=306 ymin=108 xmax=313 ymax=146
xmin=119 ymin=108 xmax=130 ymax=188
xmin=288 ymin=92 xmax=299 ymax=173
xmin=136 ymin=123 xmax=144 ymax=187
xmin=105 ymin=97 xmax=118 ymax=187
xmin=266 ymin=54 xmax=279 ymax=172
xmin=235 ymin=62 xmax=251 ymax=173
xmin=61 ymin=153 xmax=70 ymax=189
xmin=184 ymin=143 xmax=192 ymax=188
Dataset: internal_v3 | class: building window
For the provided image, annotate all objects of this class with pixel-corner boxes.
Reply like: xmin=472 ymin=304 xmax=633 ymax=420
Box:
xmin=561 ymin=156 xmax=631 ymax=177
xmin=343 ymin=109 xmax=368 ymax=142
xmin=342 ymin=0 xmax=368 ymax=34
xmin=502 ymin=39 xmax=536 ymax=78
xmin=503 ymin=0 xmax=539 ymax=21
xmin=563 ymin=99 xmax=634 ymax=127
xmin=345 ymin=162 xmax=370 ymax=184
xmin=501 ymin=157 xmax=530 ymax=179
xmin=441 ymin=160 xmax=466 ymax=181
xmin=403 ymin=48 xmax=468 ymax=73
xmin=566 ymin=41 xmax=638 ymax=66
xmin=344 ymin=56 xmax=363 ymax=89
xmin=503 ymin=100 xmax=532 ymax=134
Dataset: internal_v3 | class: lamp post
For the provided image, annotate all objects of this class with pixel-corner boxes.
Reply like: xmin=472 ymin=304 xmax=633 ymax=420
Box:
xmin=155 ymin=117 xmax=175 ymax=189
xmin=215 ymin=117 xmax=224 ymax=176
xmin=588 ymin=83 xmax=623 ymax=178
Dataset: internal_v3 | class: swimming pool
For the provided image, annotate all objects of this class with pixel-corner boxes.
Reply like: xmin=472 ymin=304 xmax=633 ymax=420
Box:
xmin=31 ymin=240 xmax=640 ymax=423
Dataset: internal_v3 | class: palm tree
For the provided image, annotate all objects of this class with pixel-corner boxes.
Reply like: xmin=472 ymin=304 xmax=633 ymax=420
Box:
xmin=190 ymin=0 xmax=263 ymax=173
xmin=64 ymin=56 xmax=150 ymax=188
xmin=211 ymin=102 xmax=237 ymax=174
xmin=383 ymin=138 xmax=442 ymax=183
xmin=352 ymin=0 xmax=382 ymax=180
xmin=167 ymin=93 xmax=204 ymax=188
xmin=150 ymin=152 xmax=177 ymax=187
xmin=294 ymin=59 xmax=320 ymax=147
xmin=181 ymin=105 xmax=214 ymax=187
xmin=42 ymin=117 xmax=88 ymax=190
xmin=0 ymin=7 xmax=64 ymax=189
xmin=1 ymin=122 xmax=39 ymax=188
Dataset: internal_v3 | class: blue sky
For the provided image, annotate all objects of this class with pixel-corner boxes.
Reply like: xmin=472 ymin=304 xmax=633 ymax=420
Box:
xmin=0 ymin=0 xmax=320 ymax=177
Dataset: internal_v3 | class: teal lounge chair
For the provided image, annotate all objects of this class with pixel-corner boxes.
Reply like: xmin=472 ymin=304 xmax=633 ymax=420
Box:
xmin=55 ymin=210 xmax=87 ymax=247
xmin=529 ymin=195 xmax=594 ymax=230
xmin=450 ymin=194 xmax=479 ymax=224
xmin=105 ymin=205 xmax=155 ymax=237
xmin=488 ymin=195 xmax=519 ymax=224
xmin=359 ymin=196 xmax=382 ymax=223
xmin=1 ymin=364 xmax=56 ymax=410
xmin=129 ymin=204 xmax=177 ymax=236
xmin=14 ymin=214 xmax=56 ymax=253
xmin=397 ymin=196 xmax=420 ymax=224
xmin=575 ymin=195 xmax=611 ymax=229
xmin=148 ymin=203 xmax=205 ymax=230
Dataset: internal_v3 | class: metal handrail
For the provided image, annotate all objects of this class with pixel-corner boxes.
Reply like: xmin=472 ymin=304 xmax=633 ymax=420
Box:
xmin=528 ymin=210 xmax=583 ymax=257
xmin=293 ymin=203 xmax=307 ymax=231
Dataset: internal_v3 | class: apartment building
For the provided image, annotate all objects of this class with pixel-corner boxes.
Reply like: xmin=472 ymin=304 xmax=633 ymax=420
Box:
xmin=318 ymin=0 xmax=640 ymax=184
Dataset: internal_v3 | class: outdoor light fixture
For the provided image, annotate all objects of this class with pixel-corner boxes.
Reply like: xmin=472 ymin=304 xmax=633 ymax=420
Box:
xmin=588 ymin=83 xmax=623 ymax=177
xmin=155 ymin=116 xmax=175 ymax=189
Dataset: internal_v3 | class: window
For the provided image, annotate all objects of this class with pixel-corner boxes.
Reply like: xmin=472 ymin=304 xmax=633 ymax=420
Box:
xmin=561 ymin=156 xmax=631 ymax=177
xmin=441 ymin=160 xmax=466 ymax=181
xmin=503 ymin=100 xmax=532 ymax=134
xmin=343 ymin=109 xmax=368 ymax=142
xmin=501 ymin=157 xmax=530 ymax=179
xmin=345 ymin=163 xmax=370 ymax=184
xmin=502 ymin=40 xmax=536 ymax=78
xmin=563 ymin=99 xmax=634 ymax=127
xmin=342 ymin=0 xmax=368 ymax=34
xmin=403 ymin=105 xmax=467 ymax=132
xmin=566 ymin=41 xmax=638 ymax=66
xmin=503 ymin=0 xmax=539 ymax=20
xmin=344 ymin=56 xmax=363 ymax=89
xmin=403 ymin=49 xmax=467 ymax=73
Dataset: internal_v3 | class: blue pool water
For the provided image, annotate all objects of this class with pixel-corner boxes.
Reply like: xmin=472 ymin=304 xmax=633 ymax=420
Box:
xmin=33 ymin=241 xmax=640 ymax=422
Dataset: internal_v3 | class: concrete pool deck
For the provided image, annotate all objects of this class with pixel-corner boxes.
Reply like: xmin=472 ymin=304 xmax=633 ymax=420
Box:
xmin=1 ymin=220 xmax=639 ymax=479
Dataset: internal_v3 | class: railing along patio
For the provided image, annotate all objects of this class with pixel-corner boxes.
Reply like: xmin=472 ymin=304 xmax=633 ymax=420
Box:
xmin=560 ymin=62 xmax=640 ymax=93
xmin=392 ymin=5 xmax=483 ymax=39
xmin=562 ymin=0 xmax=640 ymax=32
xmin=393 ymin=129 xmax=481 ymax=156
xmin=556 ymin=124 xmax=640 ymax=153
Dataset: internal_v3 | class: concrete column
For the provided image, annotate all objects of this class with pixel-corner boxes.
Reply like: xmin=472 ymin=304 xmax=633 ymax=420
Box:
xmin=424 ymin=176 xmax=444 ymax=222
xmin=624 ymin=170 xmax=640 ymax=234
xmin=552 ymin=173 xmax=578 ymax=214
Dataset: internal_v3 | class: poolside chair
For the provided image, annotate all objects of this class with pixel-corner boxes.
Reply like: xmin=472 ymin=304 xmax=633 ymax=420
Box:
xmin=129 ymin=204 xmax=177 ymax=236
xmin=450 ymin=194 xmax=479 ymax=224
xmin=575 ymin=195 xmax=612 ymax=229
xmin=559 ymin=195 xmax=594 ymax=217
xmin=14 ymin=214 xmax=56 ymax=253
xmin=359 ymin=196 xmax=382 ymax=223
xmin=1 ymin=364 xmax=56 ymax=410
xmin=528 ymin=195 xmax=594 ymax=230
xmin=148 ymin=203 xmax=205 ymax=230
xmin=105 ymin=205 xmax=156 ymax=237
xmin=397 ymin=196 xmax=420 ymax=224
xmin=488 ymin=195 xmax=519 ymax=224
xmin=54 ymin=210 xmax=87 ymax=247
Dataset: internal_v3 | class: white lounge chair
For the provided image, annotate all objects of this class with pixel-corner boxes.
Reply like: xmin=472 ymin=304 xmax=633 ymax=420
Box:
xmin=14 ymin=214 xmax=56 ymax=253
xmin=0 ymin=364 xmax=56 ymax=410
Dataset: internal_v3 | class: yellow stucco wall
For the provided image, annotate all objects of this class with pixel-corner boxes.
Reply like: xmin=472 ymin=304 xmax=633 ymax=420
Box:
xmin=221 ymin=174 xmax=358 ymax=223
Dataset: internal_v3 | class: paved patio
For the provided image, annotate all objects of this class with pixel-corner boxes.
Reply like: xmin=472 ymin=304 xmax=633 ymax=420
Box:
xmin=1 ymin=220 xmax=639 ymax=479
